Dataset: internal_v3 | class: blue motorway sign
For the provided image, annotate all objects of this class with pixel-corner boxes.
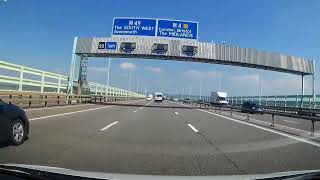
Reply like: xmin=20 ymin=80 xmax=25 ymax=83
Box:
xmin=106 ymin=42 xmax=117 ymax=50
xmin=157 ymin=20 xmax=198 ymax=39
xmin=112 ymin=18 xmax=157 ymax=36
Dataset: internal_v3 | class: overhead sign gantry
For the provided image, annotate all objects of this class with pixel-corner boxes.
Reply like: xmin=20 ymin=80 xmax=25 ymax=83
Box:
xmin=68 ymin=17 xmax=316 ymax=106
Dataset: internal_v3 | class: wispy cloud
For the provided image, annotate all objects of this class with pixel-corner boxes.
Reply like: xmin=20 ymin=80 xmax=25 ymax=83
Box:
xmin=120 ymin=62 xmax=137 ymax=71
xmin=184 ymin=70 xmax=223 ymax=79
xmin=145 ymin=66 xmax=164 ymax=73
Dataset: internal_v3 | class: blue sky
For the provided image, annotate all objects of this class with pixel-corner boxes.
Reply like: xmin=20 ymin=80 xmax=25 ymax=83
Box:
xmin=0 ymin=0 xmax=319 ymax=96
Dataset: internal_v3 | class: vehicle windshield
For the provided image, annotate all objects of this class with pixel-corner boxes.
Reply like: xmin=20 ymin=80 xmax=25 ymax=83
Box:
xmin=1 ymin=0 xmax=319 ymax=178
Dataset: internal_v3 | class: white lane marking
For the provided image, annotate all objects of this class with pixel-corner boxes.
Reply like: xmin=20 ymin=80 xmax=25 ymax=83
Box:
xmin=133 ymin=107 xmax=143 ymax=113
xmin=24 ymin=104 xmax=94 ymax=111
xmin=29 ymin=106 xmax=114 ymax=121
xmin=100 ymin=121 xmax=119 ymax=131
xmin=283 ymin=120 xmax=300 ymax=124
xmin=30 ymin=99 xmax=144 ymax=121
xmin=187 ymin=124 xmax=199 ymax=133
xmin=198 ymin=109 xmax=320 ymax=148
xmin=133 ymin=101 xmax=152 ymax=112
xmin=174 ymin=112 xmax=179 ymax=115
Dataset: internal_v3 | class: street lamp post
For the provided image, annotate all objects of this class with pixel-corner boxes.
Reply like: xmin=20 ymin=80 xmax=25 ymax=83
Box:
xmin=128 ymin=71 xmax=132 ymax=92
xmin=136 ymin=79 xmax=139 ymax=93
xmin=106 ymin=58 xmax=111 ymax=98
xmin=199 ymin=80 xmax=202 ymax=99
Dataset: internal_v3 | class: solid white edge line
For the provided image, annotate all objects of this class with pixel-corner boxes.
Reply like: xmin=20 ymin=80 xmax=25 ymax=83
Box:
xmin=187 ymin=124 xmax=199 ymax=133
xmin=30 ymin=99 xmax=144 ymax=121
xmin=100 ymin=121 xmax=119 ymax=131
xmin=24 ymin=104 xmax=94 ymax=111
xmin=29 ymin=106 xmax=114 ymax=121
xmin=198 ymin=109 xmax=320 ymax=148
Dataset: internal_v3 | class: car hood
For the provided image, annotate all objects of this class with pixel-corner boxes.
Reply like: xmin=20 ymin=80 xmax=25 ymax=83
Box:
xmin=1 ymin=163 xmax=319 ymax=180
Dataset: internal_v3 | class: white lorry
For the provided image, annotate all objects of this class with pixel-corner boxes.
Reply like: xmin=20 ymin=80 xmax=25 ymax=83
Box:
xmin=210 ymin=91 xmax=228 ymax=105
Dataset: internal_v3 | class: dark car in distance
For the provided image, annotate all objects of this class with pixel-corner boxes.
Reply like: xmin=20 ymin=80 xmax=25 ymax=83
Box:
xmin=241 ymin=101 xmax=264 ymax=114
xmin=0 ymin=99 xmax=29 ymax=145
xmin=183 ymin=98 xmax=191 ymax=104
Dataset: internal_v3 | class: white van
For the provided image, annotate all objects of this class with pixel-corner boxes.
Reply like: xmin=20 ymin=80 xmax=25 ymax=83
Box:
xmin=154 ymin=92 xmax=163 ymax=102
xmin=146 ymin=94 xmax=153 ymax=101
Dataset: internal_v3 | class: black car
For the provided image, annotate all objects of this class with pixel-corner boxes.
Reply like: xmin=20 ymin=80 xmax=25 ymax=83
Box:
xmin=0 ymin=99 xmax=29 ymax=145
xmin=241 ymin=101 xmax=264 ymax=114
xmin=183 ymin=98 xmax=191 ymax=104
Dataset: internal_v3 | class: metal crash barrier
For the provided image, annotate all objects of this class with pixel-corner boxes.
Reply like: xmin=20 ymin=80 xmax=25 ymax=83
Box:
xmin=188 ymin=101 xmax=320 ymax=136
xmin=0 ymin=91 xmax=142 ymax=108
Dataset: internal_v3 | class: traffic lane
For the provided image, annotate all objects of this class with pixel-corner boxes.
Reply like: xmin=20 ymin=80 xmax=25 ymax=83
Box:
xmin=175 ymin=106 xmax=320 ymax=174
xmin=0 ymin=99 xmax=147 ymax=165
xmin=170 ymin=101 xmax=287 ymax=145
xmin=43 ymin=100 xmax=242 ymax=175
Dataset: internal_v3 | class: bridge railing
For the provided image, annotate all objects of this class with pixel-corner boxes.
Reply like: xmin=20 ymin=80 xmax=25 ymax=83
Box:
xmin=0 ymin=60 xmax=145 ymax=98
xmin=88 ymin=82 xmax=144 ymax=98
xmin=0 ymin=60 xmax=68 ymax=93
xmin=227 ymin=95 xmax=319 ymax=109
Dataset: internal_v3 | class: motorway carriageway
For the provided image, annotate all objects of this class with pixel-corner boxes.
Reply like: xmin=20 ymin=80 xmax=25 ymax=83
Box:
xmin=0 ymin=99 xmax=320 ymax=175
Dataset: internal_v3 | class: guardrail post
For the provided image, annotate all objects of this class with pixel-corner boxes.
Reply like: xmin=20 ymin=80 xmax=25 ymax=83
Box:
xmin=274 ymin=96 xmax=276 ymax=107
xmin=311 ymin=120 xmax=315 ymax=136
xmin=41 ymin=72 xmax=45 ymax=93
xmin=284 ymin=96 xmax=287 ymax=112
xmin=309 ymin=99 xmax=312 ymax=108
xmin=57 ymin=75 xmax=61 ymax=93
xmin=246 ymin=113 xmax=249 ymax=121
xmin=45 ymin=95 xmax=48 ymax=107
xmin=19 ymin=67 xmax=24 ymax=91
xmin=230 ymin=107 xmax=233 ymax=116
xmin=9 ymin=94 xmax=12 ymax=104
xmin=271 ymin=114 xmax=275 ymax=127
xmin=68 ymin=95 xmax=72 ymax=105
xmin=19 ymin=94 xmax=22 ymax=107
xmin=29 ymin=95 xmax=32 ymax=108
xmin=265 ymin=96 xmax=268 ymax=106
xmin=295 ymin=95 xmax=298 ymax=108
xmin=57 ymin=95 xmax=60 ymax=106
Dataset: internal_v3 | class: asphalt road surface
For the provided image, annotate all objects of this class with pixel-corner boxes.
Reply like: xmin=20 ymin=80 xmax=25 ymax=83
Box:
xmin=1 ymin=99 xmax=320 ymax=176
